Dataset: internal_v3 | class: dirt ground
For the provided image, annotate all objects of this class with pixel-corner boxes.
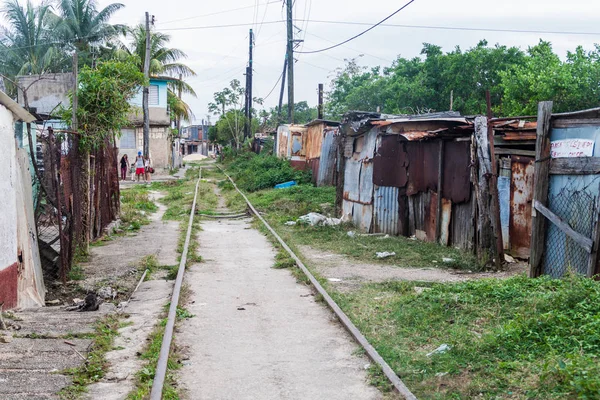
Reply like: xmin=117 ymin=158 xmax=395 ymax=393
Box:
xmin=176 ymin=183 xmax=384 ymax=400
xmin=299 ymin=245 xmax=527 ymax=292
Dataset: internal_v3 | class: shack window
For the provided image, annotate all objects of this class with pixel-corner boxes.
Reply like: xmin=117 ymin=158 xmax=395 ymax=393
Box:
xmin=149 ymin=85 xmax=159 ymax=105
xmin=120 ymin=129 xmax=136 ymax=149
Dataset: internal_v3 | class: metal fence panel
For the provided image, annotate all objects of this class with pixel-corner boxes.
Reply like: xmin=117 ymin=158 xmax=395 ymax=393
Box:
xmin=374 ymin=186 xmax=399 ymax=235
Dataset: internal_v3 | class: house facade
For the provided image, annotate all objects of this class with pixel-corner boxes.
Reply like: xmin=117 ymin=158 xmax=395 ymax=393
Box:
xmin=118 ymin=77 xmax=172 ymax=169
xmin=0 ymin=91 xmax=46 ymax=309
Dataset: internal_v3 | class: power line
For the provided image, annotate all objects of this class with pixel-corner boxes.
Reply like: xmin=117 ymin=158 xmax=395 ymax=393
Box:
xmin=260 ymin=70 xmax=284 ymax=101
xmin=296 ymin=0 xmax=416 ymax=54
xmin=297 ymin=19 xmax=600 ymax=37
xmin=303 ymin=31 xmax=393 ymax=63
xmin=160 ymin=20 xmax=285 ymax=32
xmin=158 ymin=1 xmax=280 ymax=26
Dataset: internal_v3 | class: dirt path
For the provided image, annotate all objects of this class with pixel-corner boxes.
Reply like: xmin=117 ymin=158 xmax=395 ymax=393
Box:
xmin=0 ymin=190 xmax=181 ymax=400
xmin=81 ymin=191 xmax=179 ymax=291
xmin=299 ymin=245 xmax=527 ymax=292
xmin=176 ymin=187 xmax=382 ymax=399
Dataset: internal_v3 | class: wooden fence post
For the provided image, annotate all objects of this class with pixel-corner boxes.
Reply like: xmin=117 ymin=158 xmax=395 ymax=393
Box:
xmin=474 ymin=116 xmax=498 ymax=264
xmin=529 ymin=101 xmax=553 ymax=278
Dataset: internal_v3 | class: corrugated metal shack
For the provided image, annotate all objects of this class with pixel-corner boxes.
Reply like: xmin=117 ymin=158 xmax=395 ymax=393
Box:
xmin=492 ymin=119 xmax=537 ymax=259
xmin=338 ymin=111 xmax=478 ymax=251
xmin=276 ymin=120 xmax=340 ymax=186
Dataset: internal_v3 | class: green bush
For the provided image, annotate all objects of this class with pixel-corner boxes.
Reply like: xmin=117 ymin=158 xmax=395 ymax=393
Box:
xmin=226 ymin=153 xmax=311 ymax=192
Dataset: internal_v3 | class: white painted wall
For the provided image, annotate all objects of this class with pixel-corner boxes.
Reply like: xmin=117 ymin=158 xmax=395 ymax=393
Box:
xmin=16 ymin=149 xmax=45 ymax=307
xmin=0 ymin=105 xmax=18 ymax=271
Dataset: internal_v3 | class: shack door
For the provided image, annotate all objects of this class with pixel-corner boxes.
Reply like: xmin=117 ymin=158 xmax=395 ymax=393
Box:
xmin=510 ymin=156 xmax=534 ymax=259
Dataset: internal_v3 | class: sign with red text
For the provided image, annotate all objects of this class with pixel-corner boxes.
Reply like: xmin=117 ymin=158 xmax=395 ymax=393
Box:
xmin=550 ymin=139 xmax=595 ymax=158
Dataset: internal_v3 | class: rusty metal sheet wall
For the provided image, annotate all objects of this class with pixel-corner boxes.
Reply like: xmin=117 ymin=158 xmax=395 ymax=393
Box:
xmin=407 ymin=141 xmax=439 ymax=196
xmin=408 ymin=191 xmax=430 ymax=237
xmin=450 ymin=192 xmax=475 ymax=251
xmin=443 ymin=140 xmax=471 ymax=203
xmin=305 ymin=123 xmax=324 ymax=160
xmin=373 ymin=135 xmax=408 ymax=187
xmin=317 ymin=128 xmax=338 ymax=186
xmin=342 ymin=128 xmax=378 ymax=232
xmin=374 ymin=186 xmax=399 ymax=235
xmin=352 ymin=203 xmax=373 ymax=232
xmin=510 ymin=156 xmax=534 ymax=259
xmin=307 ymin=158 xmax=320 ymax=184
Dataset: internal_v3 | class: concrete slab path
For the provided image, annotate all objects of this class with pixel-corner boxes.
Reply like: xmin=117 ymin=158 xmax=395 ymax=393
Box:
xmin=177 ymin=218 xmax=383 ymax=400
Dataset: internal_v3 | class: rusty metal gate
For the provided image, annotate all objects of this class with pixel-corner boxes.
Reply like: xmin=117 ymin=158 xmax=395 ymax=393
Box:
xmin=34 ymin=126 xmax=120 ymax=283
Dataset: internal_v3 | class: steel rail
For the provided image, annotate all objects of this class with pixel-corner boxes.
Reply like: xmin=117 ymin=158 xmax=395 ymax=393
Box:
xmin=217 ymin=166 xmax=417 ymax=400
xmin=150 ymin=168 xmax=202 ymax=400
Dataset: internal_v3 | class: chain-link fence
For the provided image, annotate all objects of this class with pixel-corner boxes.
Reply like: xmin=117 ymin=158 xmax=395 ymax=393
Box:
xmin=543 ymin=186 xmax=597 ymax=278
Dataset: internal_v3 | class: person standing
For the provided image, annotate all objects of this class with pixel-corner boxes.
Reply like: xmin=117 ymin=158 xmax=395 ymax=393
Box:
xmin=145 ymin=155 xmax=153 ymax=184
xmin=119 ymin=154 xmax=129 ymax=181
xmin=135 ymin=151 xmax=145 ymax=182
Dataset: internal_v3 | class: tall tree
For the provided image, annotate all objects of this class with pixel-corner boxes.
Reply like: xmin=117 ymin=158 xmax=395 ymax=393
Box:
xmin=500 ymin=41 xmax=600 ymax=115
xmin=0 ymin=0 xmax=68 ymax=96
xmin=52 ymin=0 xmax=125 ymax=56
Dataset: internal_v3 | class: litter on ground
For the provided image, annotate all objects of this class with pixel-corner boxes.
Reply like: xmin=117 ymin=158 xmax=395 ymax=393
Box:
xmin=376 ymin=251 xmax=396 ymax=259
xmin=298 ymin=212 xmax=341 ymax=226
xmin=426 ymin=344 xmax=451 ymax=357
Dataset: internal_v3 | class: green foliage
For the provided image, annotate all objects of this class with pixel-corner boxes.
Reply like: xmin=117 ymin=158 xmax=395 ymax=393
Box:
xmin=61 ymin=59 xmax=146 ymax=151
xmin=500 ymin=41 xmax=600 ymax=115
xmin=120 ymin=186 xmax=156 ymax=231
xmin=326 ymin=40 xmax=600 ymax=118
xmin=332 ymin=273 xmax=600 ymax=398
xmin=247 ymin=184 xmax=336 ymax=219
xmin=225 ymin=153 xmax=311 ymax=192
xmin=0 ymin=0 xmax=69 ymax=96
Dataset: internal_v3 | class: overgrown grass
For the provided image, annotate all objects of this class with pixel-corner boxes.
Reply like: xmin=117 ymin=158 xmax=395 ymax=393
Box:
xmin=59 ymin=314 xmax=124 ymax=399
xmin=331 ymin=274 xmax=600 ymax=399
xmin=120 ymin=187 xmax=157 ymax=231
xmin=224 ymin=153 xmax=311 ymax=192
xmin=238 ymin=183 xmax=479 ymax=271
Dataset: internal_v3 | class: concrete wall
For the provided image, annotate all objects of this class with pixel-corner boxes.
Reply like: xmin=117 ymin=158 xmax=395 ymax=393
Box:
xmin=16 ymin=149 xmax=45 ymax=307
xmin=127 ymin=106 xmax=170 ymax=126
xmin=17 ymin=73 xmax=74 ymax=115
xmin=0 ymin=104 xmax=46 ymax=309
xmin=117 ymin=126 xmax=171 ymax=170
xmin=0 ymin=105 xmax=19 ymax=308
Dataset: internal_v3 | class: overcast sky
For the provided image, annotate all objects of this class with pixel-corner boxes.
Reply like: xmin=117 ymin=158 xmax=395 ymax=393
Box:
xmin=7 ymin=0 xmax=600 ymax=124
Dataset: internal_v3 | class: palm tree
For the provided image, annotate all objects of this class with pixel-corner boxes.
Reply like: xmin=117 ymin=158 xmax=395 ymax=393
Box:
xmin=51 ymin=0 xmax=125 ymax=54
xmin=0 ymin=0 xmax=68 ymax=96
xmin=120 ymin=24 xmax=197 ymax=125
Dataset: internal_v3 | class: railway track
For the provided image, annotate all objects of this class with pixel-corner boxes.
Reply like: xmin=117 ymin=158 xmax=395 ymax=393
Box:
xmin=150 ymin=165 xmax=417 ymax=399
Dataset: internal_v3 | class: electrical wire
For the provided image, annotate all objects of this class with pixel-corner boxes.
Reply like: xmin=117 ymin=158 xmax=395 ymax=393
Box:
xmin=296 ymin=19 xmax=600 ymax=37
xmin=158 ymin=1 xmax=280 ymax=26
xmin=260 ymin=70 xmax=284 ymax=100
xmin=160 ymin=20 xmax=285 ymax=32
xmin=296 ymin=0 xmax=416 ymax=54
xmin=303 ymin=31 xmax=393 ymax=63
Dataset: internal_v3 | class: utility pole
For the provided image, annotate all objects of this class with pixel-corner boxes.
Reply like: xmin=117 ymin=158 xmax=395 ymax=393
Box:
xmin=286 ymin=0 xmax=294 ymax=124
xmin=72 ymin=53 xmax=78 ymax=134
xmin=277 ymin=56 xmax=288 ymax=122
xmin=318 ymin=83 xmax=324 ymax=119
xmin=248 ymin=29 xmax=253 ymax=139
xmin=142 ymin=12 xmax=151 ymax=158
